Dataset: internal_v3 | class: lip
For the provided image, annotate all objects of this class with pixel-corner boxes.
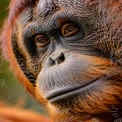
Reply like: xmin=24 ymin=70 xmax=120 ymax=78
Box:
xmin=46 ymin=78 xmax=100 ymax=103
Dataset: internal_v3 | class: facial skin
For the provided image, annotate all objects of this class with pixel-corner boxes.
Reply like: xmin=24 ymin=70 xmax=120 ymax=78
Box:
xmin=10 ymin=0 xmax=122 ymax=122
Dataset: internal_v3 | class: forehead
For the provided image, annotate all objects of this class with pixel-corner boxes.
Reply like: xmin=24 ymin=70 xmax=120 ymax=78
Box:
xmin=36 ymin=0 xmax=86 ymax=17
xmin=19 ymin=0 xmax=98 ymax=30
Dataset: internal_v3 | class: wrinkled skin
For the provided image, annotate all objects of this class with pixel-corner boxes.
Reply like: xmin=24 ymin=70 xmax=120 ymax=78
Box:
xmin=4 ymin=0 xmax=122 ymax=122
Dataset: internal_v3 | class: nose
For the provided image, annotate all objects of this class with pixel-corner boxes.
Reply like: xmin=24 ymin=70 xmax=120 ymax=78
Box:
xmin=48 ymin=51 xmax=65 ymax=66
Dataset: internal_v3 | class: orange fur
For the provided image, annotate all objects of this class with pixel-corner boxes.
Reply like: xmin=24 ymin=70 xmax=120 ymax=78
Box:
xmin=0 ymin=0 xmax=122 ymax=122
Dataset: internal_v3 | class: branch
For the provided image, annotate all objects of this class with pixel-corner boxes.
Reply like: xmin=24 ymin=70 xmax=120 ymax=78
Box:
xmin=0 ymin=105 xmax=53 ymax=122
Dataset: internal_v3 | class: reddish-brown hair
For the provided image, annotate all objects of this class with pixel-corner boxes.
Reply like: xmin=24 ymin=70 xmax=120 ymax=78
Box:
xmin=1 ymin=0 xmax=122 ymax=58
xmin=0 ymin=0 xmax=122 ymax=95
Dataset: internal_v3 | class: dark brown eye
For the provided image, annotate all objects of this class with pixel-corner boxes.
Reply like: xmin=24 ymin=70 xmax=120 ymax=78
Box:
xmin=61 ymin=23 xmax=79 ymax=37
xmin=34 ymin=35 xmax=50 ymax=47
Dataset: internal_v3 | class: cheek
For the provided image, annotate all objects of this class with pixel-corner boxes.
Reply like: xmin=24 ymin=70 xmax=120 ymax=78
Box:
xmin=36 ymin=54 xmax=111 ymax=99
xmin=35 ymin=86 xmax=48 ymax=105
xmin=34 ymin=53 xmax=122 ymax=118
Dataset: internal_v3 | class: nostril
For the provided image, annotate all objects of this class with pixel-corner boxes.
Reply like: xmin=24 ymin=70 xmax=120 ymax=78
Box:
xmin=58 ymin=52 xmax=65 ymax=63
xmin=49 ymin=57 xmax=55 ymax=66
xmin=48 ymin=52 xmax=65 ymax=66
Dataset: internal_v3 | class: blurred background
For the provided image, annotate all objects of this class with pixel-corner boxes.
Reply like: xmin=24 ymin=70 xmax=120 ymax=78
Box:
xmin=0 ymin=0 xmax=46 ymax=115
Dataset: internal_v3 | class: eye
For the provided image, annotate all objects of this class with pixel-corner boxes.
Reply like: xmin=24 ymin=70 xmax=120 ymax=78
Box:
xmin=34 ymin=34 xmax=50 ymax=47
xmin=61 ymin=23 xmax=79 ymax=37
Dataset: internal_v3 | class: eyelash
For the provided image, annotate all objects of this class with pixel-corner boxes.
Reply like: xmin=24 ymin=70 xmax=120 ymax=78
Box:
xmin=61 ymin=23 xmax=80 ymax=37
xmin=34 ymin=23 xmax=80 ymax=47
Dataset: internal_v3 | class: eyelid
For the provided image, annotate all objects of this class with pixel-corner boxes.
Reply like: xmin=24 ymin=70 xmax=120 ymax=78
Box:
xmin=34 ymin=34 xmax=50 ymax=47
xmin=61 ymin=23 xmax=80 ymax=37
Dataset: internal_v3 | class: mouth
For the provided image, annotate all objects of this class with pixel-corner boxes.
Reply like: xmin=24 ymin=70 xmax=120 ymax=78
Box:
xmin=46 ymin=78 xmax=101 ymax=103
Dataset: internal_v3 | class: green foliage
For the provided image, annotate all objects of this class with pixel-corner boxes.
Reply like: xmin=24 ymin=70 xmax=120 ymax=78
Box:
xmin=0 ymin=56 xmax=45 ymax=113
xmin=0 ymin=0 xmax=46 ymax=114
xmin=0 ymin=0 xmax=9 ymax=27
